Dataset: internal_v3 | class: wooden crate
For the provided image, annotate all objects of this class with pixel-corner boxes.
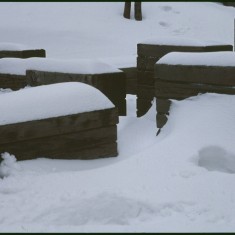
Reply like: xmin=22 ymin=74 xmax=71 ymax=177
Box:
xmin=136 ymin=41 xmax=233 ymax=117
xmin=26 ymin=70 xmax=126 ymax=116
xmin=154 ymin=53 xmax=235 ymax=134
xmin=0 ymin=109 xmax=118 ymax=160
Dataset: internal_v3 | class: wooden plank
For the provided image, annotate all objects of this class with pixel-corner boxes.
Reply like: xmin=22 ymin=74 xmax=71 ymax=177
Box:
xmin=125 ymin=78 xmax=137 ymax=95
xmin=156 ymin=113 xmax=168 ymax=129
xmin=0 ymin=49 xmax=46 ymax=59
xmin=137 ymin=85 xmax=155 ymax=99
xmin=0 ymin=73 xmax=26 ymax=90
xmin=21 ymin=49 xmax=46 ymax=58
xmin=0 ymin=125 xmax=118 ymax=160
xmin=137 ymin=97 xmax=153 ymax=117
xmin=157 ymin=99 xmax=171 ymax=114
xmin=137 ymin=56 xmax=160 ymax=71
xmin=0 ymin=108 xmax=118 ymax=145
xmin=155 ymin=80 xmax=235 ymax=100
xmin=137 ymin=71 xmax=154 ymax=86
xmin=155 ymin=64 xmax=235 ymax=86
xmin=119 ymin=67 xmax=137 ymax=94
xmin=137 ymin=44 xmax=233 ymax=57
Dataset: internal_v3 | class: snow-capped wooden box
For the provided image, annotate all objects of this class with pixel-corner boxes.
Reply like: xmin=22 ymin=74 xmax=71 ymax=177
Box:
xmin=26 ymin=69 xmax=126 ymax=116
xmin=154 ymin=51 xmax=235 ymax=132
xmin=0 ymin=58 xmax=126 ymax=116
xmin=136 ymin=37 xmax=233 ymax=117
xmin=0 ymin=83 xmax=119 ymax=160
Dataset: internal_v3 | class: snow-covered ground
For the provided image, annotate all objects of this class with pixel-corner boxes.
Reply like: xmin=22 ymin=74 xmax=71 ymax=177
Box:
xmin=0 ymin=2 xmax=235 ymax=232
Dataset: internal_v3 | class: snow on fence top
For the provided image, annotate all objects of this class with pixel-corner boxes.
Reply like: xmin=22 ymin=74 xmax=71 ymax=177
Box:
xmin=0 ymin=58 xmax=122 ymax=75
xmin=157 ymin=51 xmax=235 ymax=67
xmin=140 ymin=36 xmax=229 ymax=47
xmin=0 ymin=82 xmax=114 ymax=126
xmin=0 ymin=42 xmax=35 ymax=51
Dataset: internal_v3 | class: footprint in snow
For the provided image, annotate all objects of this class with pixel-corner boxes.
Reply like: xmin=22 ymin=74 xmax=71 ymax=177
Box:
xmin=197 ymin=146 xmax=235 ymax=174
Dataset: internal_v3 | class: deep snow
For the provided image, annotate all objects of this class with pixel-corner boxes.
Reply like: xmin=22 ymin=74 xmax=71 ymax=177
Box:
xmin=0 ymin=2 xmax=235 ymax=233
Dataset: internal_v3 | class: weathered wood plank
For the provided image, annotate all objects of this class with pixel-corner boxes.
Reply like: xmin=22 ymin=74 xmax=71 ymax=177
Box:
xmin=0 ymin=49 xmax=46 ymax=59
xmin=155 ymin=64 xmax=235 ymax=86
xmin=137 ymin=71 xmax=154 ymax=86
xmin=136 ymin=97 xmax=153 ymax=117
xmin=0 ymin=125 xmax=117 ymax=160
xmin=137 ymin=85 xmax=155 ymax=99
xmin=137 ymin=56 xmax=160 ymax=71
xmin=137 ymin=44 xmax=233 ymax=57
xmin=155 ymin=80 xmax=235 ymax=100
xmin=0 ymin=108 xmax=118 ymax=145
xmin=0 ymin=73 xmax=26 ymax=90
xmin=156 ymin=99 xmax=171 ymax=114
xmin=119 ymin=67 xmax=137 ymax=93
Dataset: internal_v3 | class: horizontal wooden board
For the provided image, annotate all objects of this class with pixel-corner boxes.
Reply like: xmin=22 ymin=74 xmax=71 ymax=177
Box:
xmin=0 ymin=125 xmax=117 ymax=160
xmin=0 ymin=73 xmax=26 ymax=90
xmin=137 ymin=71 xmax=154 ymax=86
xmin=0 ymin=49 xmax=46 ymax=59
xmin=137 ymin=85 xmax=155 ymax=99
xmin=155 ymin=64 xmax=235 ymax=86
xmin=0 ymin=108 xmax=118 ymax=145
xmin=137 ymin=44 xmax=233 ymax=57
xmin=155 ymin=80 xmax=235 ymax=100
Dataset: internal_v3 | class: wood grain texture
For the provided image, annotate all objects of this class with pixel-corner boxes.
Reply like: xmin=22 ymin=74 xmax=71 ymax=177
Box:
xmin=0 ymin=49 xmax=46 ymax=59
xmin=137 ymin=44 xmax=233 ymax=57
xmin=155 ymin=80 xmax=235 ymax=100
xmin=0 ymin=125 xmax=118 ymax=160
xmin=0 ymin=108 xmax=118 ymax=145
xmin=0 ymin=73 xmax=26 ymax=90
xmin=155 ymin=64 xmax=235 ymax=86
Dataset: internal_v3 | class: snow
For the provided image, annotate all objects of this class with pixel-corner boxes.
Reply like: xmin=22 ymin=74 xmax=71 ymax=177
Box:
xmin=0 ymin=42 xmax=33 ymax=51
xmin=0 ymin=153 xmax=21 ymax=178
xmin=157 ymin=51 xmax=235 ymax=67
xmin=198 ymin=146 xmax=235 ymax=174
xmin=140 ymin=36 xmax=229 ymax=47
xmin=0 ymin=83 xmax=114 ymax=126
xmin=0 ymin=1 xmax=235 ymax=233
xmin=0 ymin=58 xmax=121 ymax=76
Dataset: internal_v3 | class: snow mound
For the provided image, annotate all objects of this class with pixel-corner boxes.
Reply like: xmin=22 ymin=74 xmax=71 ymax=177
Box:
xmin=0 ymin=152 xmax=21 ymax=178
xmin=197 ymin=146 xmax=235 ymax=174
xmin=0 ymin=82 xmax=114 ymax=126
xmin=0 ymin=88 xmax=12 ymax=95
xmin=37 ymin=193 xmax=155 ymax=226
xmin=0 ymin=57 xmax=121 ymax=75
xmin=0 ymin=42 xmax=32 ymax=51
xmin=157 ymin=51 xmax=235 ymax=67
